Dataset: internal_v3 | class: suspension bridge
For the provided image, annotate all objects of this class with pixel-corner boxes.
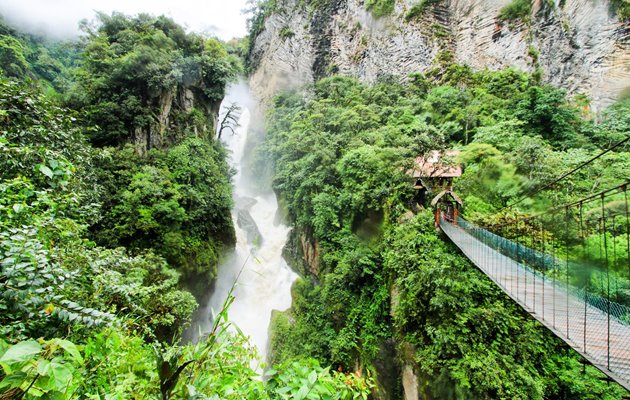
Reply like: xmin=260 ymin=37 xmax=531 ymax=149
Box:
xmin=440 ymin=181 xmax=630 ymax=391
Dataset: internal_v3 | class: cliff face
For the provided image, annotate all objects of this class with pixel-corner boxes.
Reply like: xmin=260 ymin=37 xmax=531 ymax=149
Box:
xmin=133 ymin=86 xmax=221 ymax=156
xmin=250 ymin=0 xmax=629 ymax=112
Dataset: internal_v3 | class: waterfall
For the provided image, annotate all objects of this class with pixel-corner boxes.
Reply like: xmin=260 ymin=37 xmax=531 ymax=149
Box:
xmin=187 ymin=79 xmax=297 ymax=366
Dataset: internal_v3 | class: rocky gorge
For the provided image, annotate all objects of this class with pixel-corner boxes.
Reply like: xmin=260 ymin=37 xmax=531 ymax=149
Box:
xmin=246 ymin=2 xmax=629 ymax=398
xmin=249 ymin=0 xmax=629 ymax=113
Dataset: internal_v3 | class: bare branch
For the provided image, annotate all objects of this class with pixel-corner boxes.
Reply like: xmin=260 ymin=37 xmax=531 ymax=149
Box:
xmin=217 ymin=103 xmax=242 ymax=139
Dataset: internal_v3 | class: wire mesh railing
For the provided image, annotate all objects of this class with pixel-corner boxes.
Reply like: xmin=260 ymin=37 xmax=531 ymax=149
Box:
xmin=439 ymin=183 xmax=630 ymax=391
xmin=456 ymin=217 xmax=630 ymax=325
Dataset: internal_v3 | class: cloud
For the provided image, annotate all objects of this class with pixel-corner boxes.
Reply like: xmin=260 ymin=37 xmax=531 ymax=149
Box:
xmin=0 ymin=0 xmax=249 ymax=40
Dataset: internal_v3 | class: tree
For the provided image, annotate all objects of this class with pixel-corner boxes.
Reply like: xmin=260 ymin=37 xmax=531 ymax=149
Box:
xmin=515 ymin=85 xmax=584 ymax=149
xmin=70 ymin=13 xmax=239 ymax=148
xmin=217 ymin=102 xmax=242 ymax=139
xmin=0 ymin=34 xmax=30 ymax=78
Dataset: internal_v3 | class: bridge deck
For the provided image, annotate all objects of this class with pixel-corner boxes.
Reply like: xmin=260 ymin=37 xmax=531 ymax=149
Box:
xmin=440 ymin=220 xmax=630 ymax=391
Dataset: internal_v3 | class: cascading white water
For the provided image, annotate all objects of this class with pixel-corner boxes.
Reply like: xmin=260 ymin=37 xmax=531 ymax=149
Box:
xmin=189 ymin=79 xmax=297 ymax=366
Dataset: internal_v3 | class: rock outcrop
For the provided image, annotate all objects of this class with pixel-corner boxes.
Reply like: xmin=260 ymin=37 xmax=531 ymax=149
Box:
xmin=133 ymin=87 xmax=221 ymax=156
xmin=250 ymin=0 xmax=629 ymax=112
xmin=252 ymin=3 xmax=629 ymax=397
xmin=282 ymin=228 xmax=321 ymax=277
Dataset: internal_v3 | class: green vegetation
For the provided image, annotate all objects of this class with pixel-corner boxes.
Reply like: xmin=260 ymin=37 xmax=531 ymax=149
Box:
xmin=365 ymin=0 xmax=396 ymax=18
xmin=528 ymin=45 xmax=539 ymax=64
xmin=90 ymin=138 xmax=235 ymax=295
xmin=611 ymin=0 xmax=630 ymax=21
xmin=69 ymin=12 xmax=241 ymax=147
xmin=49 ymin=13 xmax=239 ymax=294
xmin=0 ymin=34 xmax=29 ymax=78
xmin=0 ymin=19 xmax=80 ymax=94
xmin=405 ymin=0 xmax=441 ymax=22
xmin=0 ymin=73 xmax=196 ymax=347
xmin=0 ymin=292 xmax=373 ymax=398
xmin=0 ymin=13 xmax=375 ymax=399
xmin=498 ymin=0 xmax=532 ymax=24
xmin=1 ymin=2 xmax=629 ymax=397
xmin=430 ymin=23 xmax=450 ymax=38
xmin=259 ymin=60 xmax=628 ymax=396
xmin=279 ymin=26 xmax=296 ymax=40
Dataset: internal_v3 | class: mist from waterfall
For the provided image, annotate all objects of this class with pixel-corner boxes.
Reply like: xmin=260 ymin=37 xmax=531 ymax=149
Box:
xmin=186 ymin=79 xmax=297 ymax=367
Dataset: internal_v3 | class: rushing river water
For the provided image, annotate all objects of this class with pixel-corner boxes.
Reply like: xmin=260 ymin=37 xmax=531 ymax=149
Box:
xmin=187 ymin=80 xmax=297 ymax=366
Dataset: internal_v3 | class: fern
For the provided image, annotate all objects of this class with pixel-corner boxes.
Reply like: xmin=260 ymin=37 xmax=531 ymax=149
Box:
xmin=0 ymin=227 xmax=114 ymax=338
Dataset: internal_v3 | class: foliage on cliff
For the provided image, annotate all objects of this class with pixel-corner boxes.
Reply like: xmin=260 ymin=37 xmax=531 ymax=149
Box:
xmin=365 ymin=0 xmax=396 ymax=17
xmin=0 ymin=18 xmax=80 ymax=94
xmin=497 ymin=0 xmax=532 ymax=23
xmin=0 ymin=77 xmax=198 ymax=350
xmin=68 ymin=12 xmax=241 ymax=147
xmin=89 ymin=137 xmax=235 ymax=295
xmin=610 ymin=0 xmax=630 ymax=21
xmin=0 ymin=15 xmax=240 ymax=288
xmin=56 ymin=13 xmax=238 ymax=291
xmin=405 ymin=0 xmax=442 ymax=22
xmin=261 ymin=70 xmax=628 ymax=398
xmin=0 ymin=15 xmax=375 ymax=399
xmin=244 ymin=0 xmax=278 ymax=72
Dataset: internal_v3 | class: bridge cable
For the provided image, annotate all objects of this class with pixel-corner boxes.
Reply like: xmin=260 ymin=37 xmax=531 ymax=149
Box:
xmin=564 ymin=207 xmax=570 ymax=337
xmin=496 ymin=136 xmax=630 ymax=213
xmin=579 ymin=203 xmax=587 ymax=354
xmin=625 ymin=188 xmax=630 ymax=286
xmin=601 ymin=193 xmax=611 ymax=370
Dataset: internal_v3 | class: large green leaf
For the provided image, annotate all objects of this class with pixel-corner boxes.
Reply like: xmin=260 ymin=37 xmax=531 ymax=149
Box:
xmin=39 ymin=164 xmax=54 ymax=179
xmin=37 ymin=359 xmax=51 ymax=376
xmin=51 ymin=338 xmax=83 ymax=363
xmin=308 ymin=370 xmax=317 ymax=385
xmin=296 ymin=384 xmax=309 ymax=400
xmin=0 ymin=340 xmax=42 ymax=364
xmin=0 ymin=371 xmax=27 ymax=389
xmin=48 ymin=360 xmax=73 ymax=391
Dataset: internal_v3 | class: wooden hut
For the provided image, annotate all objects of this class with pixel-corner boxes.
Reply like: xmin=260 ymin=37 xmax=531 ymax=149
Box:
xmin=408 ymin=150 xmax=463 ymax=224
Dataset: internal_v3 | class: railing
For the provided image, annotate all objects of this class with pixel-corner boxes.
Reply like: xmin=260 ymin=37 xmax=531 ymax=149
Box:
xmin=455 ymin=217 xmax=630 ymax=324
xmin=439 ymin=185 xmax=630 ymax=392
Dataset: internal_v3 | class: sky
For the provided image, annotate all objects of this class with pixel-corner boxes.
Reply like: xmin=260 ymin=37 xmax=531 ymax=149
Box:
xmin=0 ymin=0 xmax=250 ymax=40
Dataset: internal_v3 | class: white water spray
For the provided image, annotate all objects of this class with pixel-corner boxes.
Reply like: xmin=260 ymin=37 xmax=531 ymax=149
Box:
xmin=188 ymin=79 xmax=297 ymax=366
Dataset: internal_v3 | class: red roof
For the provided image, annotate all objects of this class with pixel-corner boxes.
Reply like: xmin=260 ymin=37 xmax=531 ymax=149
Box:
xmin=409 ymin=150 xmax=462 ymax=178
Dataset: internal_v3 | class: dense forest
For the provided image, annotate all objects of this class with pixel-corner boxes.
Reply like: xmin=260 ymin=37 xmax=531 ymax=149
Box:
xmin=260 ymin=65 xmax=629 ymax=398
xmin=0 ymin=14 xmax=372 ymax=399
xmin=1 ymin=1 xmax=629 ymax=399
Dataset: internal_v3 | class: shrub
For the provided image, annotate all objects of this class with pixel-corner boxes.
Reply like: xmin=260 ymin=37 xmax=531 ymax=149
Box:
xmin=279 ymin=26 xmax=295 ymax=40
xmin=365 ymin=0 xmax=396 ymax=18
xmin=498 ymin=0 xmax=532 ymax=23
xmin=405 ymin=0 xmax=441 ymax=22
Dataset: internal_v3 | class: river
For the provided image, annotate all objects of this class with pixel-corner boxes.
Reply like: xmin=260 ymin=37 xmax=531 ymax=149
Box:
xmin=186 ymin=79 xmax=297 ymax=367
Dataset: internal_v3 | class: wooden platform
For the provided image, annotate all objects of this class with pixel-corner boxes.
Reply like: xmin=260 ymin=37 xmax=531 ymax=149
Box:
xmin=441 ymin=220 xmax=630 ymax=391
